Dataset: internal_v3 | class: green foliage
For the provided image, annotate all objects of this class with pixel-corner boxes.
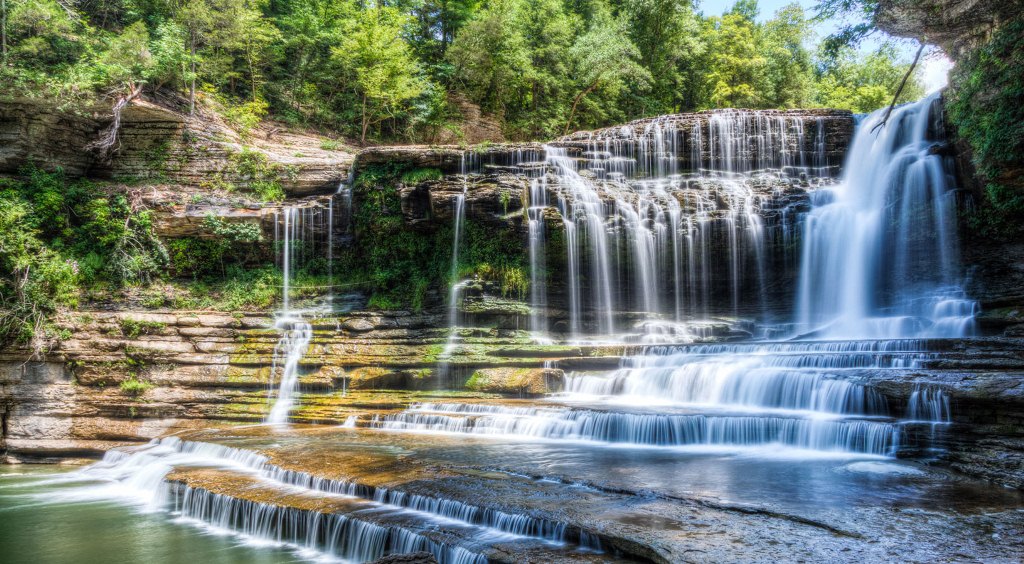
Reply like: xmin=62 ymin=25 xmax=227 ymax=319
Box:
xmin=400 ymin=167 xmax=443 ymax=184
xmin=231 ymin=147 xmax=285 ymax=202
xmin=813 ymin=0 xmax=880 ymax=59
xmin=119 ymin=376 xmax=153 ymax=396
xmin=0 ymin=168 xmax=168 ymax=345
xmin=222 ymin=98 xmax=269 ymax=140
xmin=331 ymin=6 xmax=426 ymax=143
xmin=119 ymin=318 xmax=166 ymax=338
xmin=564 ymin=9 xmax=650 ymax=134
xmin=345 ymin=163 xmax=529 ymax=310
xmin=948 ymin=19 xmax=1024 ymax=239
xmin=813 ymin=45 xmax=924 ymax=113
xmin=0 ymin=0 xmax=937 ymax=142
xmin=220 ymin=265 xmax=280 ymax=310
xmin=168 ymin=215 xmax=263 ymax=277
xmin=319 ymin=139 xmax=342 ymax=151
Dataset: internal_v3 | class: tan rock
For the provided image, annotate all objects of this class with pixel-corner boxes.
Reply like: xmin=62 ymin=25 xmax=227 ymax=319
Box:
xmin=465 ymin=367 xmax=565 ymax=396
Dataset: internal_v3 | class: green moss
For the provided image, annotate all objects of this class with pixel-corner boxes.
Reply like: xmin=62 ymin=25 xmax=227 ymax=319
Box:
xmin=231 ymin=147 xmax=286 ymax=202
xmin=119 ymin=376 xmax=152 ymax=397
xmin=948 ymin=19 xmax=1024 ymax=239
xmin=119 ymin=318 xmax=166 ymax=338
xmin=400 ymin=167 xmax=443 ymax=184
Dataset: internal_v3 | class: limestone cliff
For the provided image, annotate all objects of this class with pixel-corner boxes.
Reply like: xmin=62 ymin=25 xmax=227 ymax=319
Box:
xmin=875 ymin=0 xmax=1024 ymax=59
xmin=0 ymin=96 xmax=354 ymax=197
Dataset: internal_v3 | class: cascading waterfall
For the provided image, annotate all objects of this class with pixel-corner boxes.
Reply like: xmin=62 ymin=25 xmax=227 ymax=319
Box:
xmin=525 ymin=111 xmax=832 ymax=340
xmin=266 ymin=197 xmax=343 ymax=424
xmin=267 ymin=206 xmax=312 ymax=425
xmin=377 ymin=338 xmax=949 ymax=457
xmin=57 ymin=436 xmax=602 ymax=562
xmin=548 ymin=146 xmax=616 ymax=337
xmin=796 ymin=93 xmax=977 ymax=339
xmin=440 ymin=153 xmax=471 ymax=369
xmin=527 ymin=176 xmax=549 ymax=341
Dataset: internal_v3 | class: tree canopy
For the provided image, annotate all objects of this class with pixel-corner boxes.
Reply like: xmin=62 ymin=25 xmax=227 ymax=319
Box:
xmin=0 ymin=0 xmax=927 ymax=142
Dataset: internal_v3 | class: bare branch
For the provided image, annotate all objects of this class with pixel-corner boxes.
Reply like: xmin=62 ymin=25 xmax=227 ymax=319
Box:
xmin=87 ymin=83 xmax=144 ymax=159
xmin=871 ymin=42 xmax=926 ymax=134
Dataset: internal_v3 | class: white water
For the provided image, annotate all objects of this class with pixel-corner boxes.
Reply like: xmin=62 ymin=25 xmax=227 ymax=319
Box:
xmin=518 ymin=112 xmax=832 ymax=340
xmin=440 ymin=158 xmax=470 ymax=375
xmin=264 ymin=190 xmax=360 ymax=422
xmin=374 ymin=401 xmax=902 ymax=456
xmin=528 ymin=175 xmax=549 ymax=341
xmin=35 ymin=436 xmax=607 ymax=562
xmin=796 ymin=94 xmax=976 ymax=339
xmin=267 ymin=314 xmax=312 ymax=425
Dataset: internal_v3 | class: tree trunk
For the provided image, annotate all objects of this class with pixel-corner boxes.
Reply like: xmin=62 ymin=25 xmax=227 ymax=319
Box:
xmin=2 ymin=0 xmax=7 ymax=66
xmin=189 ymin=31 xmax=197 ymax=115
xmin=88 ymin=83 xmax=144 ymax=158
xmin=564 ymin=82 xmax=599 ymax=136
xmin=871 ymin=42 xmax=926 ymax=133
xmin=361 ymin=94 xmax=368 ymax=144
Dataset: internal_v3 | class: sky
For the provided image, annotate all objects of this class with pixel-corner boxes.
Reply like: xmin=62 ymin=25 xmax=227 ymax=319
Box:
xmin=697 ymin=0 xmax=954 ymax=93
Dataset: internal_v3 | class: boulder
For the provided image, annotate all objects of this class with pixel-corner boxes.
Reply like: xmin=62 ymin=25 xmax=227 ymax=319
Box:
xmin=465 ymin=367 xmax=565 ymax=396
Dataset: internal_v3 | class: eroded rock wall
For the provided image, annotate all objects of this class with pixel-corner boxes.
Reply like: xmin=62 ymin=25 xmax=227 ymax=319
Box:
xmin=0 ymin=97 xmax=354 ymax=197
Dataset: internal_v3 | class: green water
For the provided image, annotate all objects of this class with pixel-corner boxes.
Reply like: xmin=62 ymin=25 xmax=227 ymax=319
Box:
xmin=0 ymin=465 xmax=302 ymax=564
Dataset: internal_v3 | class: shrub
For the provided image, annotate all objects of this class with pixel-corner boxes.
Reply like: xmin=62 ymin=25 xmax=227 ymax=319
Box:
xmin=320 ymin=139 xmax=341 ymax=151
xmin=119 ymin=318 xmax=166 ymax=338
xmin=223 ymin=99 xmax=269 ymax=140
xmin=341 ymin=163 xmax=529 ymax=311
xmin=231 ymin=147 xmax=285 ymax=202
xmin=948 ymin=20 xmax=1024 ymax=239
xmin=120 ymin=376 xmax=152 ymax=397
xmin=400 ymin=167 xmax=443 ymax=184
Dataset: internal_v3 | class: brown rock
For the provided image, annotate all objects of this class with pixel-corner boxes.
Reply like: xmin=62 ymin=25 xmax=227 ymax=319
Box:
xmin=466 ymin=367 xmax=565 ymax=396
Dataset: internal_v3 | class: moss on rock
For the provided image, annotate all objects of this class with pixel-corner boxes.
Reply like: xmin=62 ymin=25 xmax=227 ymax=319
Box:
xmin=465 ymin=367 xmax=564 ymax=396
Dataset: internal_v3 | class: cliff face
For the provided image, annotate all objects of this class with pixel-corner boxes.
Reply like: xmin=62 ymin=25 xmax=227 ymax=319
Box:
xmin=0 ymin=97 xmax=354 ymax=197
xmin=875 ymin=0 xmax=1024 ymax=59
xmin=874 ymin=1 xmax=1024 ymax=330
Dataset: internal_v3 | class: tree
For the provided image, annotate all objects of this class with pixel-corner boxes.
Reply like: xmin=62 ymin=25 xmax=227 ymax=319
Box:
xmin=333 ymin=6 xmax=426 ymax=143
xmin=564 ymin=11 xmax=650 ymax=134
xmin=701 ymin=12 xmax=766 ymax=108
xmin=760 ymin=3 xmax=814 ymax=108
xmin=172 ymin=0 xmax=213 ymax=114
xmin=515 ymin=0 xmax=577 ymax=137
xmin=728 ymin=0 xmax=759 ymax=21
xmin=620 ymin=0 xmax=703 ymax=115
xmin=447 ymin=0 xmax=532 ymax=116
xmin=813 ymin=45 xmax=924 ymax=113
xmin=400 ymin=0 xmax=480 ymax=65
xmin=4 ymin=0 xmax=82 ymax=68
xmin=268 ymin=0 xmax=354 ymax=123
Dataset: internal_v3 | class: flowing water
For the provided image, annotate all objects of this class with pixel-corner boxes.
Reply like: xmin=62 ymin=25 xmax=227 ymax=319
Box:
xmin=528 ymin=111 xmax=833 ymax=339
xmin=8 ymin=99 xmax=1018 ymax=563
xmin=796 ymin=93 xmax=976 ymax=339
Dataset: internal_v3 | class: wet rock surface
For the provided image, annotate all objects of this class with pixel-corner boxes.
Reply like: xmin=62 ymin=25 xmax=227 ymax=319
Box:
xmin=3 ymin=307 xmax=1024 ymax=492
xmin=136 ymin=425 xmax=1024 ymax=563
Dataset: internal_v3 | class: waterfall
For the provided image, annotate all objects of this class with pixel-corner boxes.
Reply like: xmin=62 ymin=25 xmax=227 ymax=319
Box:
xmin=534 ymin=110 xmax=829 ymax=339
xmin=441 ymin=155 xmax=470 ymax=364
xmin=267 ymin=207 xmax=312 ymax=425
xmin=60 ymin=437 xmax=602 ymax=561
xmin=267 ymin=198 xmax=342 ymax=424
xmin=548 ymin=145 xmax=616 ymax=338
xmin=528 ymin=176 xmax=549 ymax=341
xmin=796 ymin=94 xmax=976 ymax=339
xmin=373 ymin=337 xmax=949 ymax=457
